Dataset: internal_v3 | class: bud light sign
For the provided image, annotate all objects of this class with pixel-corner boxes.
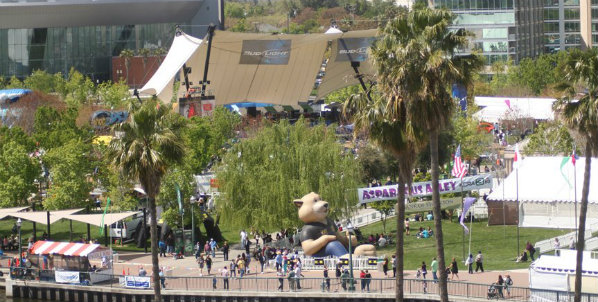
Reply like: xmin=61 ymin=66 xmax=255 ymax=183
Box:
xmin=336 ymin=37 xmax=376 ymax=62
xmin=240 ymin=40 xmax=291 ymax=65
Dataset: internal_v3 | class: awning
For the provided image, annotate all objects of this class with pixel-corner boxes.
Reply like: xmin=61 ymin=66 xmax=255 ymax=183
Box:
xmin=140 ymin=31 xmax=203 ymax=101
xmin=0 ymin=207 xmax=29 ymax=220
xmin=9 ymin=208 xmax=84 ymax=225
xmin=66 ymin=212 xmax=140 ymax=227
xmin=31 ymin=241 xmax=102 ymax=257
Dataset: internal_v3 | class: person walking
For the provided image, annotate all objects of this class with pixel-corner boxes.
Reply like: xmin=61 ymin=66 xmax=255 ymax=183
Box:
xmin=421 ymin=261 xmax=427 ymax=279
xmin=237 ymin=256 xmax=246 ymax=278
xmin=197 ymin=254 xmax=205 ymax=276
xmin=364 ymin=270 xmax=372 ymax=292
xmin=258 ymin=252 xmax=266 ymax=273
xmin=222 ymin=241 xmax=229 ymax=261
xmin=382 ymin=256 xmax=389 ymax=277
xmin=323 ymin=265 xmax=330 ymax=291
xmin=159 ymin=268 xmax=166 ymax=289
xmin=294 ymin=258 xmax=303 ymax=290
xmin=277 ymin=268 xmax=284 ymax=291
xmin=449 ymin=257 xmax=459 ymax=280
xmin=360 ymin=270 xmax=366 ymax=292
xmin=205 ymin=255 xmax=213 ymax=275
xmin=209 ymin=238 xmax=218 ymax=258
xmin=335 ymin=261 xmax=342 ymax=280
xmin=275 ymin=251 xmax=283 ymax=271
xmin=159 ymin=239 xmax=166 ymax=257
xmin=475 ymin=251 xmax=484 ymax=273
xmin=392 ymin=255 xmax=397 ymax=278
xmin=431 ymin=257 xmax=438 ymax=281
xmin=526 ymin=241 xmax=536 ymax=261
xmin=221 ymin=266 xmax=229 ymax=290
xmin=230 ymin=259 xmax=237 ymax=278
xmin=504 ymin=274 xmax=513 ymax=298
xmin=405 ymin=218 xmax=410 ymax=235
xmin=465 ymin=253 xmax=474 ymax=274
xmin=497 ymin=275 xmax=505 ymax=298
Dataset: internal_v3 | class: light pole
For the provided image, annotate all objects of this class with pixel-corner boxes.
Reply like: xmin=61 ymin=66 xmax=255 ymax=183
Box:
xmin=16 ymin=218 xmax=22 ymax=267
xmin=346 ymin=220 xmax=355 ymax=292
xmin=190 ymin=195 xmax=197 ymax=245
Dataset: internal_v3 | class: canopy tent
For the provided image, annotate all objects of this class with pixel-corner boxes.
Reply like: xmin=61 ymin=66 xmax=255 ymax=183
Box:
xmin=9 ymin=208 xmax=84 ymax=225
xmin=316 ymin=29 xmax=377 ymax=99
xmin=530 ymin=249 xmax=598 ymax=298
xmin=31 ymin=240 xmax=101 ymax=257
xmin=139 ymin=31 xmax=203 ymax=103
xmin=66 ymin=211 xmax=140 ymax=227
xmin=0 ymin=207 xmax=29 ymax=220
xmin=473 ymin=96 xmax=555 ymax=123
xmin=0 ymin=89 xmax=31 ymax=103
xmin=487 ymin=156 xmax=598 ymax=229
xmin=140 ymin=28 xmax=378 ymax=106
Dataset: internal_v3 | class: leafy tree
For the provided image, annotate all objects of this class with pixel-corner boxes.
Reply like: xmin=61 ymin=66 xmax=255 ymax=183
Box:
xmin=157 ymin=165 xmax=195 ymax=229
xmin=553 ymin=48 xmax=598 ymax=302
xmin=108 ymin=99 xmax=185 ymax=302
xmin=5 ymin=76 xmax=24 ymax=89
xmin=216 ymin=119 xmax=361 ymax=231
xmin=43 ymin=139 xmax=94 ymax=210
xmin=56 ymin=68 xmax=96 ymax=107
xmin=371 ymin=8 xmax=483 ymax=302
xmin=370 ymin=200 xmax=394 ymax=234
xmin=96 ymin=81 xmax=130 ymax=108
xmin=356 ymin=143 xmax=391 ymax=183
xmin=325 ymin=85 xmax=360 ymax=104
xmin=524 ymin=121 xmax=574 ymax=156
xmin=451 ymin=110 xmax=493 ymax=166
xmin=0 ymin=126 xmax=35 ymax=152
xmin=0 ymin=141 xmax=40 ymax=207
xmin=230 ymin=18 xmax=249 ymax=32
xmin=23 ymin=70 xmax=64 ymax=93
xmin=119 ymin=49 xmax=135 ymax=85
xmin=33 ymin=106 xmax=89 ymax=149
xmin=224 ymin=1 xmax=246 ymax=18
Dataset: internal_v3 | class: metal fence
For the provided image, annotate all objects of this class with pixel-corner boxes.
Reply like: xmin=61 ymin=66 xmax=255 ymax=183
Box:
xmin=9 ymin=267 xmax=598 ymax=302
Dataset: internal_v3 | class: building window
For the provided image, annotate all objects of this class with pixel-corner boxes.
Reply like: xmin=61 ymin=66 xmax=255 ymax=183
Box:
xmin=543 ymin=8 xmax=559 ymax=21
xmin=564 ymin=22 xmax=580 ymax=32
xmin=563 ymin=8 xmax=580 ymax=20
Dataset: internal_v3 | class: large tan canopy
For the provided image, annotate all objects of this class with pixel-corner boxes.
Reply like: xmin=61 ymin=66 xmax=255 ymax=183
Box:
xmin=66 ymin=211 xmax=140 ymax=227
xmin=0 ymin=207 xmax=29 ymax=220
xmin=9 ymin=208 xmax=84 ymax=225
xmin=181 ymin=30 xmax=331 ymax=106
xmin=317 ymin=29 xmax=378 ymax=99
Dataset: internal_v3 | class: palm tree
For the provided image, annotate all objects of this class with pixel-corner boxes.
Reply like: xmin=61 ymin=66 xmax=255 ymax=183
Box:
xmin=119 ymin=49 xmax=135 ymax=84
xmin=344 ymin=89 xmax=424 ymax=302
xmin=109 ymin=99 xmax=186 ymax=302
xmin=370 ymin=7 xmax=483 ymax=302
xmin=553 ymin=48 xmax=598 ymax=302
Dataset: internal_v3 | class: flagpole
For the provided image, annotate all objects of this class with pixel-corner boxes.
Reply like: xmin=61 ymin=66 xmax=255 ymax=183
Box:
xmin=516 ymin=167 xmax=520 ymax=258
xmin=468 ymin=208 xmax=473 ymax=257
xmin=574 ymin=152 xmax=578 ymax=239
xmin=461 ymin=175 xmax=465 ymax=261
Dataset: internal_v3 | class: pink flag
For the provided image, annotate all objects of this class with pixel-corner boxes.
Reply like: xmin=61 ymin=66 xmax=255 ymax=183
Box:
xmin=460 ymin=197 xmax=477 ymax=234
xmin=505 ymin=99 xmax=511 ymax=110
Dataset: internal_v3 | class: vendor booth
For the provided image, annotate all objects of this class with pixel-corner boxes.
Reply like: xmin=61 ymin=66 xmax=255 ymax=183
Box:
xmin=30 ymin=241 xmax=113 ymax=285
xmin=529 ymin=249 xmax=598 ymax=301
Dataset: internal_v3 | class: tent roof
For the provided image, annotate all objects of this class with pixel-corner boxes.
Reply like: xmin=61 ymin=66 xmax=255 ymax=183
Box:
xmin=531 ymin=249 xmax=598 ymax=275
xmin=31 ymin=240 xmax=102 ymax=257
xmin=316 ymin=29 xmax=377 ymax=99
xmin=0 ymin=207 xmax=29 ymax=220
xmin=66 ymin=211 xmax=140 ymax=227
xmin=140 ymin=31 xmax=203 ymax=101
xmin=9 ymin=208 xmax=84 ymax=225
xmin=487 ymin=156 xmax=598 ymax=203
xmin=473 ymin=97 xmax=555 ymax=123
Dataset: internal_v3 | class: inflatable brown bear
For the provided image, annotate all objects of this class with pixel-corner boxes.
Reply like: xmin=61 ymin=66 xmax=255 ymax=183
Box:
xmin=293 ymin=192 xmax=376 ymax=257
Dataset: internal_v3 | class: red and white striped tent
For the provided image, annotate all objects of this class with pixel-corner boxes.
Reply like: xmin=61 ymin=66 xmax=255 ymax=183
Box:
xmin=30 ymin=241 xmax=102 ymax=257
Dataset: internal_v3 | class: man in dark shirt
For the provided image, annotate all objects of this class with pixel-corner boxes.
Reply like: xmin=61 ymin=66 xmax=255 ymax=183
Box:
xmin=300 ymin=217 xmax=349 ymax=257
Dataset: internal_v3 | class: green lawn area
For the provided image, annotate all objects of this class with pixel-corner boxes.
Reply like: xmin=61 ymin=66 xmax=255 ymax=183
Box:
xmin=359 ymin=217 xmax=570 ymax=271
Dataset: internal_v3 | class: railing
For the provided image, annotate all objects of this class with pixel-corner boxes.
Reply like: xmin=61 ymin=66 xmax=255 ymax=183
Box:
xmin=534 ymin=231 xmax=593 ymax=254
xmin=10 ymin=267 xmax=598 ymax=302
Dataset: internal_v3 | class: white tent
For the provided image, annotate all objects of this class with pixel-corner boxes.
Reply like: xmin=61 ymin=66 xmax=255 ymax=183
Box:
xmin=487 ymin=156 xmax=598 ymax=229
xmin=9 ymin=208 xmax=84 ymax=225
xmin=473 ymin=96 xmax=555 ymax=123
xmin=66 ymin=211 xmax=140 ymax=227
xmin=530 ymin=249 xmax=598 ymax=300
xmin=139 ymin=31 xmax=203 ymax=102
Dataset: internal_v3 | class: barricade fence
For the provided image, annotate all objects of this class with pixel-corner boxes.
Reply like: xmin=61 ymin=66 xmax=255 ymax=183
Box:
xmin=9 ymin=267 xmax=598 ymax=302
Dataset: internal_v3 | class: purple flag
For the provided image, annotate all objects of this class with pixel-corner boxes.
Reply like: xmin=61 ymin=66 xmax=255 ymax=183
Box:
xmin=460 ymin=197 xmax=477 ymax=234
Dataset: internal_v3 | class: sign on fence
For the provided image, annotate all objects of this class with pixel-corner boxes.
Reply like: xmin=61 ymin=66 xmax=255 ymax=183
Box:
xmin=55 ymin=271 xmax=80 ymax=284
xmin=124 ymin=276 xmax=151 ymax=289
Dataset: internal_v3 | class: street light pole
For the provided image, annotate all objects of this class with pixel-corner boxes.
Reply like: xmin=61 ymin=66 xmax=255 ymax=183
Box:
xmin=17 ymin=218 xmax=22 ymax=267
xmin=346 ymin=220 xmax=355 ymax=292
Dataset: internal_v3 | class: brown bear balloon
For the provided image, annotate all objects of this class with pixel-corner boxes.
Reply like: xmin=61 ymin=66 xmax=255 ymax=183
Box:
xmin=293 ymin=192 xmax=376 ymax=257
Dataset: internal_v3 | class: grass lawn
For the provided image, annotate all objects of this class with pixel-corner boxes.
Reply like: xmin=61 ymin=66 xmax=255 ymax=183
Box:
xmin=359 ymin=217 xmax=570 ymax=271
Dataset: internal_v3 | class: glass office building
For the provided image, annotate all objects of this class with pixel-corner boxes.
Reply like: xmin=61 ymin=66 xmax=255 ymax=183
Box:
xmin=0 ymin=0 xmax=223 ymax=81
xmin=433 ymin=0 xmax=544 ymax=65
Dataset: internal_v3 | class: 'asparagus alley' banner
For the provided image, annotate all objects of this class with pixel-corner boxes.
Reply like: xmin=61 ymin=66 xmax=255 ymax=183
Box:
xmin=358 ymin=174 xmax=492 ymax=204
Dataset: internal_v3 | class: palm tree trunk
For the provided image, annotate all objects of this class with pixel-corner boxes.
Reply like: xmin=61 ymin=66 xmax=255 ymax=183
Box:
xmin=149 ymin=195 xmax=162 ymax=302
xmin=396 ymin=173 xmax=406 ymax=302
xmin=574 ymin=142 xmax=592 ymax=302
xmin=430 ymin=128 xmax=449 ymax=302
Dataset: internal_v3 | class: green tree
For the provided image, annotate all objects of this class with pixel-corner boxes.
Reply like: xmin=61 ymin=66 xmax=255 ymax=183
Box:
xmin=119 ymin=49 xmax=135 ymax=84
xmin=23 ymin=70 xmax=64 ymax=93
xmin=216 ymin=119 xmax=361 ymax=230
xmin=230 ymin=18 xmax=249 ymax=32
xmin=33 ymin=106 xmax=89 ymax=149
xmin=370 ymin=200 xmax=394 ymax=234
xmin=5 ymin=76 xmax=24 ymax=89
xmin=451 ymin=110 xmax=493 ymax=168
xmin=553 ymin=48 xmax=598 ymax=302
xmin=524 ymin=121 xmax=574 ymax=156
xmin=157 ymin=165 xmax=195 ymax=229
xmin=0 ymin=141 xmax=40 ymax=207
xmin=108 ymin=99 xmax=185 ymax=302
xmin=371 ymin=8 xmax=483 ymax=302
xmin=325 ymin=84 xmax=360 ymax=104
xmin=96 ymin=81 xmax=130 ymax=108
xmin=43 ymin=139 xmax=94 ymax=210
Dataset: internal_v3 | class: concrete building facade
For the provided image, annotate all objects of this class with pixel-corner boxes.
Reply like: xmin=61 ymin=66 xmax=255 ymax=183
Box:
xmin=0 ymin=0 xmax=223 ymax=81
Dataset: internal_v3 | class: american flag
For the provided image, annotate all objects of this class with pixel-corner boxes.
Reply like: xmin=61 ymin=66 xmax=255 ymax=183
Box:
xmin=571 ymin=149 xmax=578 ymax=166
xmin=452 ymin=145 xmax=467 ymax=178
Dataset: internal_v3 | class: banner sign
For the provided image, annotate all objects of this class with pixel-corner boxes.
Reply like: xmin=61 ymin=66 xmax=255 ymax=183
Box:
xmin=240 ymin=40 xmax=291 ymax=65
xmin=201 ymin=99 xmax=215 ymax=117
xmin=55 ymin=271 xmax=80 ymax=284
xmin=404 ymin=198 xmax=462 ymax=214
xmin=335 ymin=37 xmax=376 ymax=62
xmin=358 ymin=174 xmax=492 ymax=204
xmin=125 ymin=276 xmax=151 ymax=289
